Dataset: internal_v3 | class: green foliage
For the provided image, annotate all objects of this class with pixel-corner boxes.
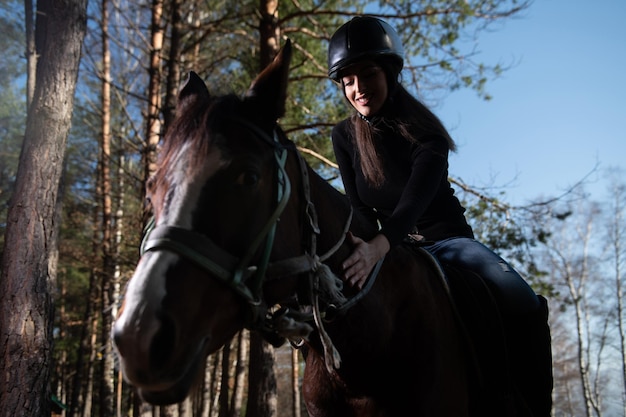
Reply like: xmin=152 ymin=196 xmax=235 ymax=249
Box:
xmin=1 ymin=0 xmax=545 ymax=411
xmin=277 ymin=1 xmax=355 ymax=172
xmin=456 ymin=188 xmax=555 ymax=296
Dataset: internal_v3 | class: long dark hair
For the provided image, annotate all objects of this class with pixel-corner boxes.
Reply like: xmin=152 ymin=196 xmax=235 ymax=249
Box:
xmin=348 ymin=64 xmax=456 ymax=187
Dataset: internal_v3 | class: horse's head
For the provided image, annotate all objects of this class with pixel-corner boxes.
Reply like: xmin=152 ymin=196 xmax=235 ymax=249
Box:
xmin=112 ymin=41 xmax=296 ymax=404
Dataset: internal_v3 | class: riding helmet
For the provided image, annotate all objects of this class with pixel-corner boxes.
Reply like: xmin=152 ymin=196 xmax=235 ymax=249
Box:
xmin=328 ymin=16 xmax=404 ymax=82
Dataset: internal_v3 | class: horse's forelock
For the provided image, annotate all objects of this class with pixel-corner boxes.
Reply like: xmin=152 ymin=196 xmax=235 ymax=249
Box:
xmin=148 ymin=94 xmax=246 ymax=218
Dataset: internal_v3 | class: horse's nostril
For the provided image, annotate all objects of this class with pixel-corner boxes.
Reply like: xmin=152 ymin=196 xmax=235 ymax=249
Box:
xmin=150 ymin=313 xmax=177 ymax=367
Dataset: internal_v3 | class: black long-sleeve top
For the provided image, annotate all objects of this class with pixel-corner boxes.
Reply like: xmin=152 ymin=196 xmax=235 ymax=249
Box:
xmin=331 ymin=118 xmax=474 ymax=248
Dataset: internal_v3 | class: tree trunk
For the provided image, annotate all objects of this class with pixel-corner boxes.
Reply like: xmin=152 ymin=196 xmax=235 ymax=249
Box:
xmin=178 ymin=395 xmax=193 ymax=417
xmin=113 ymin=151 xmax=125 ymax=417
xmin=69 ymin=268 xmax=94 ymax=417
xmin=607 ymin=176 xmax=626 ymax=416
xmin=24 ymin=0 xmax=36 ymax=108
xmin=78 ymin=181 xmax=104 ymax=417
xmin=0 ymin=0 xmax=87 ymax=416
xmin=99 ymin=0 xmax=116 ymax=414
xmin=246 ymin=333 xmax=277 ymax=417
xmin=219 ymin=342 xmax=231 ymax=417
xmin=291 ymin=348 xmax=301 ymax=417
xmin=259 ymin=0 xmax=280 ymax=70
xmin=56 ymin=277 xmax=68 ymax=407
xmin=230 ymin=331 xmax=248 ymax=417
xmin=83 ymin=311 xmax=99 ymax=417
xmin=163 ymin=0 xmax=183 ymax=129
xmin=136 ymin=398 xmax=155 ymax=417
xmin=161 ymin=403 xmax=179 ymax=417
xmin=144 ymin=0 xmax=164 ymax=203
xmin=210 ymin=350 xmax=223 ymax=417
xmin=200 ymin=352 xmax=214 ymax=417
xmin=246 ymin=2 xmax=281 ymax=415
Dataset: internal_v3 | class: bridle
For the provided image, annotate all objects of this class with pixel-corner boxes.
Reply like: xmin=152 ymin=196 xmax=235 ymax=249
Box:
xmin=142 ymin=119 xmax=290 ymax=305
xmin=139 ymin=118 xmax=357 ymax=334
xmin=139 ymin=116 xmax=385 ymax=371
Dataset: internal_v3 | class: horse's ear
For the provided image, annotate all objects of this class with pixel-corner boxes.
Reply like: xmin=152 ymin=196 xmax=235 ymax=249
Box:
xmin=245 ymin=39 xmax=292 ymax=121
xmin=177 ymin=71 xmax=210 ymax=114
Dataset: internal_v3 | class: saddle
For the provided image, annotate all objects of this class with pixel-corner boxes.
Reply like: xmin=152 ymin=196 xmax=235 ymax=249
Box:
xmin=408 ymin=244 xmax=518 ymax=417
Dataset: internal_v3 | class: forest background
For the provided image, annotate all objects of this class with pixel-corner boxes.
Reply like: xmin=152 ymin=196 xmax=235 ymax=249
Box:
xmin=0 ymin=0 xmax=624 ymax=417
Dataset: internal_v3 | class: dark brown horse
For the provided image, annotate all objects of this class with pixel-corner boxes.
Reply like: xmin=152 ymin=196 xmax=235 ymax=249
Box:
xmin=112 ymin=41 xmax=515 ymax=416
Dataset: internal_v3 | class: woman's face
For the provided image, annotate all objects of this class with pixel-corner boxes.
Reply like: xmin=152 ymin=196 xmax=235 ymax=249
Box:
xmin=340 ymin=61 xmax=388 ymax=118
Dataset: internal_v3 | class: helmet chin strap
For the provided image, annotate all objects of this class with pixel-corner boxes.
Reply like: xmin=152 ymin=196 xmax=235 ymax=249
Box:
xmin=357 ymin=111 xmax=375 ymax=124
xmin=355 ymin=91 xmax=397 ymax=125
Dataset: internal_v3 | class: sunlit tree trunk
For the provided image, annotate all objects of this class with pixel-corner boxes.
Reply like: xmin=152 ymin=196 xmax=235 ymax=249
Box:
xmin=291 ymin=348 xmax=301 ymax=417
xmin=144 ymin=0 xmax=164 ymax=198
xmin=230 ymin=331 xmax=248 ymax=417
xmin=198 ymin=351 xmax=214 ymax=417
xmin=162 ymin=403 xmax=179 ymax=416
xmin=137 ymin=399 xmax=155 ymax=417
xmin=24 ymin=0 xmax=36 ymax=107
xmin=136 ymin=2 xmax=165 ymax=415
xmin=0 ymin=0 xmax=87 ymax=416
xmin=163 ymin=0 xmax=182 ymax=129
xmin=210 ymin=349 xmax=224 ymax=417
xmin=547 ymin=202 xmax=603 ymax=417
xmin=113 ymin=151 xmax=125 ymax=417
xmin=179 ymin=395 xmax=193 ymax=417
xmin=606 ymin=174 xmax=626 ymax=414
xmin=189 ymin=4 xmax=201 ymax=69
xmin=99 ymin=0 xmax=116 ymax=414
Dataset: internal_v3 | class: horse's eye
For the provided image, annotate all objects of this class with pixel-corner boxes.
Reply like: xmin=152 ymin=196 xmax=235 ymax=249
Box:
xmin=236 ymin=170 xmax=259 ymax=187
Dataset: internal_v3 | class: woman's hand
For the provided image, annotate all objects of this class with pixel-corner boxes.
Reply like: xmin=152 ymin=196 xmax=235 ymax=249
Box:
xmin=342 ymin=232 xmax=390 ymax=290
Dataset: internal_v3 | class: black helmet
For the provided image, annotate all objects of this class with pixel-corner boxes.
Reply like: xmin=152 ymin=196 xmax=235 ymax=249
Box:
xmin=328 ymin=16 xmax=404 ymax=81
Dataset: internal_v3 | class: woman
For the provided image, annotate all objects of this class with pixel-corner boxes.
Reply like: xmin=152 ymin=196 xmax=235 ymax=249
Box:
xmin=328 ymin=16 xmax=552 ymax=416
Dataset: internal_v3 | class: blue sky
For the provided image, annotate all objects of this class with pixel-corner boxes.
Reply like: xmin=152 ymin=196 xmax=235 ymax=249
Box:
xmin=432 ymin=0 xmax=626 ymax=206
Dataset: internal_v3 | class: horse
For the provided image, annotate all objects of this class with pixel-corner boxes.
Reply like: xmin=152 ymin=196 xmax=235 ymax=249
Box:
xmin=112 ymin=40 xmax=514 ymax=416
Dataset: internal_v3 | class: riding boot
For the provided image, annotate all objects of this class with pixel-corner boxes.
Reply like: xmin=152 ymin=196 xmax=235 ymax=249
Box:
xmin=506 ymin=295 xmax=553 ymax=416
